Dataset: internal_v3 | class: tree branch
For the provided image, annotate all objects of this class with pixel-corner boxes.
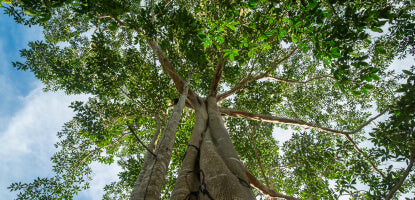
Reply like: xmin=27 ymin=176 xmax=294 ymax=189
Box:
xmin=209 ymin=57 xmax=224 ymax=97
xmin=344 ymin=134 xmax=385 ymax=178
xmin=249 ymin=124 xmax=270 ymax=187
xmin=243 ymin=166 xmax=301 ymax=200
xmin=127 ymin=123 xmax=157 ymax=157
xmin=217 ymin=47 xmax=298 ymax=102
xmin=147 ymin=40 xmax=200 ymax=107
xmin=263 ymin=75 xmax=334 ymax=84
xmin=106 ymin=16 xmax=201 ymax=107
xmin=149 ymin=114 xmax=161 ymax=152
xmin=385 ymin=151 xmax=415 ymax=200
xmin=219 ymin=107 xmax=388 ymax=136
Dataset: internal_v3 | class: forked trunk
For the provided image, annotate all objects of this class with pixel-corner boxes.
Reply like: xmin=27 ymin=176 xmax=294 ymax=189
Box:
xmin=171 ymin=96 xmax=255 ymax=199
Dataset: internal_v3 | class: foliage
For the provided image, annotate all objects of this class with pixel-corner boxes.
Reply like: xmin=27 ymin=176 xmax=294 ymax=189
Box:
xmin=3 ymin=0 xmax=415 ymax=199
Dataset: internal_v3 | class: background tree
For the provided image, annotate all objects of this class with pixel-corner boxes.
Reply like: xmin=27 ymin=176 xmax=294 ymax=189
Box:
xmin=3 ymin=0 xmax=414 ymax=199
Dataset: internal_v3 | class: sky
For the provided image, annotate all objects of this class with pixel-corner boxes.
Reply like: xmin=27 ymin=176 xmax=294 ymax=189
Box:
xmin=0 ymin=14 xmax=119 ymax=200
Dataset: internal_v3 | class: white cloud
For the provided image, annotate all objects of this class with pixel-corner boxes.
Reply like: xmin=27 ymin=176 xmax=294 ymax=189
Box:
xmin=0 ymin=82 xmax=121 ymax=200
xmin=77 ymin=162 xmax=122 ymax=200
xmin=0 ymin=82 xmax=81 ymax=197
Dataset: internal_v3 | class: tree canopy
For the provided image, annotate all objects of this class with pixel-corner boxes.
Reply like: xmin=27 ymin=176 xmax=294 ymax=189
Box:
xmin=3 ymin=0 xmax=415 ymax=199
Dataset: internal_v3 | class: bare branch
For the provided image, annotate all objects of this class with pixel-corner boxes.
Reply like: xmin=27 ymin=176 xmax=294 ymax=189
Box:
xmin=385 ymin=152 xmax=415 ymax=200
xmin=261 ymin=47 xmax=299 ymax=76
xmin=344 ymin=134 xmax=385 ymax=178
xmin=164 ymin=0 xmax=173 ymax=7
xmin=219 ymin=107 xmax=388 ymax=136
xmin=127 ymin=123 xmax=157 ymax=157
xmin=263 ymin=75 xmax=334 ymax=84
xmin=209 ymin=57 xmax=225 ymax=97
xmin=244 ymin=166 xmax=301 ymax=200
xmin=217 ymin=47 xmax=298 ymax=102
xmin=249 ymin=124 xmax=270 ymax=186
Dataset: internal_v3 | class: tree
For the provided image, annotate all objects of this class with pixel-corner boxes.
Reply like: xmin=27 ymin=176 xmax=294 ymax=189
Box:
xmin=3 ymin=0 xmax=415 ymax=199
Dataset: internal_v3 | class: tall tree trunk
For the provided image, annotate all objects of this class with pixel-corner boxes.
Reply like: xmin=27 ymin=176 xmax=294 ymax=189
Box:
xmin=171 ymin=101 xmax=207 ymax=199
xmin=130 ymin=81 xmax=189 ymax=200
xmin=171 ymin=97 xmax=255 ymax=199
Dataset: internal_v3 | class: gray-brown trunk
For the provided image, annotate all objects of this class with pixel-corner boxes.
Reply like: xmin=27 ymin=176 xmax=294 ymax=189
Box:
xmin=171 ymin=96 xmax=255 ymax=200
xmin=130 ymin=82 xmax=189 ymax=200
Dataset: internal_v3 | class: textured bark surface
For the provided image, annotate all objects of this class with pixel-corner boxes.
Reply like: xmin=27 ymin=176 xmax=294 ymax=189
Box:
xmin=171 ymin=97 xmax=255 ymax=200
xmin=244 ymin=167 xmax=301 ymax=200
xmin=171 ymin=103 xmax=207 ymax=200
xmin=130 ymin=82 xmax=189 ymax=200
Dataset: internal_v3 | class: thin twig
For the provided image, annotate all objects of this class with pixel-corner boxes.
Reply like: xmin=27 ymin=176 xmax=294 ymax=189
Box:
xmin=217 ymin=47 xmax=298 ymax=102
xmin=286 ymin=98 xmax=300 ymax=120
xmin=127 ymin=123 xmax=157 ymax=157
xmin=263 ymin=75 xmax=334 ymax=84
xmin=344 ymin=134 xmax=385 ymax=178
xmin=249 ymin=123 xmax=270 ymax=187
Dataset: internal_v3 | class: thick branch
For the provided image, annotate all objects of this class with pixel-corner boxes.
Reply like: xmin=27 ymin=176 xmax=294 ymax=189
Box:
xmin=217 ymin=47 xmax=298 ymax=102
xmin=147 ymin=40 xmax=200 ymax=106
xmin=209 ymin=57 xmax=224 ymax=97
xmin=219 ymin=108 xmax=387 ymax=136
xmin=149 ymin=114 xmax=161 ymax=152
xmin=263 ymin=75 xmax=334 ymax=84
xmin=244 ymin=167 xmax=301 ymax=200
xmin=107 ymin=16 xmax=200 ymax=107
xmin=344 ymin=134 xmax=385 ymax=178
xmin=385 ymin=152 xmax=415 ymax=200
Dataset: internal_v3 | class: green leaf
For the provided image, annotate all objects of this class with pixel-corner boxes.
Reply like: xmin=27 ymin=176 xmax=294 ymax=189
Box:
xmin=352 ymin=90 xmax=361 ymax=96
xmin=23 ymin=10 xmax=37 ymax=16
xmin=203 ymin=40 xmax=212 ymax=48
xmin=229 ymin=54 xmax=234 ymax=61
xmin=330 ymin=47 xmax=341 ymax=58
xmin=216 ymin=35 xmax=224 ymax=44
xmin=291 ymin=35 xmax=298 ymax=43
xmin=371 ymin=27 xmax=383 ymax=33
xmin=371 ymin=74 xmax=380 ymax=81
xmin=403 ymin=70 xmax=413 ymax=75
xmin=364 ymin=84 xmax=374 ymax=89
xmin=226 ymin=24 xmax=235 ymax=31
xmin=248 ymin=50 xmax=255 ymax=58
xmin=231 ymin=49 xmax=239 ymax=56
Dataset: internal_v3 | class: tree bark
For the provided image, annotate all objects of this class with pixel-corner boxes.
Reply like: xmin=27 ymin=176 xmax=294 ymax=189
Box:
xmin=219 ymin=107 xmax=387 ymax=136
xmin=171 ymin=97 xmax=256 ymax=200
xmin=385 ymin=151 xmax=415 ymax=200
xmin=243 ymin=167 xmax=301 ymax=200
xmin=130 ymin=80 xmax=190 ymax=200
xmin=147 ymin=40 xmax=200 ymax=107
xmin=170 ymin=102 xmax=207 ymax=200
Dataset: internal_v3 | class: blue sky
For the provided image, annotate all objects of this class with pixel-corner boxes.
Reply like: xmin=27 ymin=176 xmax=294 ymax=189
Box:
xmin=0 ymin=14 xmax=119 ymax=200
